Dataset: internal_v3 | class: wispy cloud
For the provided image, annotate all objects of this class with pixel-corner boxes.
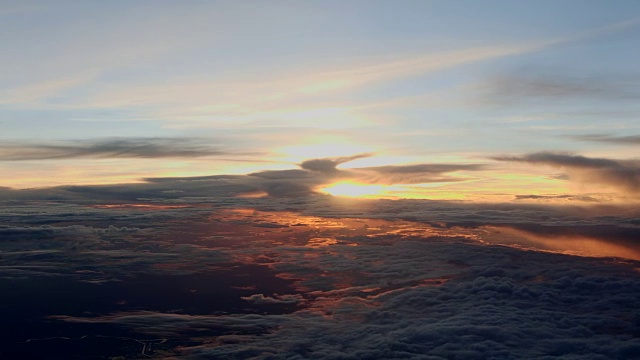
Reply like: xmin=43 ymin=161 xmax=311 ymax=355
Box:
xmin=476 ymin=17 xmax=640 ymax=107
xmin=569 ymin=134 xmax=640 ymax=145
xmin=560 ymin=15 xmax=640 ymax=45
xmin=482 ymin=70 xmax=640 ymax=105
xmin=0 ymin=138 xmax=229 ymax=160
xmin=72 ymin=43 xmax=542 ymax=127
xmin=514 ymin=194 xmax=602 ymax=202
xmin=494 ymin=152 xmax=640 ymax=194
xmin=0 ymin=71 xmax=99 ymax=105
xmin=348 ymin=163 xmax=485 ymax=185
xmin=1 ymin=4 xmax=212 ymax=107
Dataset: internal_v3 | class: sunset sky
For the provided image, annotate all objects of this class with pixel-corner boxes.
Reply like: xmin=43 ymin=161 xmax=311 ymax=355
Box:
xmin=3 ymin=2 xmax=640 ymax=359
xmin=2 ymin=0 xmax=639 ymax=202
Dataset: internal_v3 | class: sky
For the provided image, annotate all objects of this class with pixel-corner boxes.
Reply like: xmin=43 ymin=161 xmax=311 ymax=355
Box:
xmin=2 ymin=1 xmax=640 ymax=359
xmin=2 ymin=0 xmax=640 ymax=203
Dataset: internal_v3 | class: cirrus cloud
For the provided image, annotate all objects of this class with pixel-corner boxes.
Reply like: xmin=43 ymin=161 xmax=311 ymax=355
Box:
xmin=0 ymin=137 xmax=232 ymax=160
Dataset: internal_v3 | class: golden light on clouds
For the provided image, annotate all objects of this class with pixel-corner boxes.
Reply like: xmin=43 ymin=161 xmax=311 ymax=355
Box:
xmin=319 ymin=181 xmax=387 ymax=198
xmin=337 ymin=154 xmax=425 ymax=169
xmin=479 ymin=226 xmax=640 ymax=261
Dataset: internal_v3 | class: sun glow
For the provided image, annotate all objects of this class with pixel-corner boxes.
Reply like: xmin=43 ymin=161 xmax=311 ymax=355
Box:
xmin=320 ymin=181 xmax=386 ymax=198
xmin=276 ymin=137 xmax=374 ymax=164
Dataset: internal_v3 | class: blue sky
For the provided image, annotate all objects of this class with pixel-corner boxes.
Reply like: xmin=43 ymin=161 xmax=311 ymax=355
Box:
xmin=3 ymin=4 xmax=640 ymax=356
xmin=1 ymin=0 xmax=640 ymax=199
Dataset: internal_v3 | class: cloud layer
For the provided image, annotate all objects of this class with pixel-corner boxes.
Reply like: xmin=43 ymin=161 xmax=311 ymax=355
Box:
xmin=0 ymin=137 xmax=229 ymax=160
xmin=494 ymin=152 xmax=640 ymax=194
xmin=14 ymin=207 xmax=636 ymax=359
xmin=570 ymin=133 xmax=640 ymax=145
xmin=1 ymin=173 xmax=640 ymax=358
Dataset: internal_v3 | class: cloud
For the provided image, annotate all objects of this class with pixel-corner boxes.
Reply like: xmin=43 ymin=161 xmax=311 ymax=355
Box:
xmin=493 ymin=152 xmax=640 ymax=194
xmin=475 ymin=16 xmax=640 ymax=109
xmin=247 ymin=158 xmax=487 ymax=195
xmin=48 ymin=232 xmax=640 ymax=359
xmin=0 ymin=137 xmax=229 ymax=160
xmin=481 ymin=223 xmax=640 ymax=260
xmin=351 ymin=163 xmax=484 ymax=185
xmin=241 ymin=294 xmax=304 ymax=305
xmin=220 ymin=156 xmax=486 ymax=197
xmin=0 ymin=147 xmax=483 ymax=197
xmin=1 ymin=3 xmax=217 ymax=107
xmin=50 ymin=41 xmax=549 ymax=131
xmin=492 ymin=72 xmax=638 ymax=101
xmin=569 ymin=133 xmax=640 ymax=145
xmin=300 ymin=153 xmax=372 ymax=173
xmin=0 ymin=71 xmax=99 ymax=105
xmin=493 ymin=152 xmax=617 ymax=168
xmin=565 ymin=15 xmax=640 ymax=45
xmin=3 ymin=191 xmax=640 ymax=359
xmin=514 ymin=194 xmax=602 ymax=202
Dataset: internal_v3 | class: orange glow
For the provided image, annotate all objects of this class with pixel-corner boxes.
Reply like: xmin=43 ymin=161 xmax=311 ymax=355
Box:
xmin=306 ymin=237 xmax=339 ymax=247
xmin=320 ymin=181 xmax=387 ymax=198
xmin=235 ymin=190 xmax=269 ymax=198
xmin=479 ymin=226 xmax=640 ymax=261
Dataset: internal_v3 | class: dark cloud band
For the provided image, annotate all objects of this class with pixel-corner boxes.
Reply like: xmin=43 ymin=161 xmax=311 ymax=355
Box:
xmin=493 ymin=152 xmax=640 ymax=194
xmin=0 ymin=137 xmax=228 ymax=160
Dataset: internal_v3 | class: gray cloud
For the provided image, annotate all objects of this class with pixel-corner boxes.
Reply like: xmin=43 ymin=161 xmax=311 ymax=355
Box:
xmin=484 ymin=69 xmax=640 ymax=104
xmin=0 ymin=152 xmax=487 ymax=198
xmin=569 ymin=133 xmax=640 ymax=145
xmin=514 ymin=194 xmax=602 ymax=202
xmin=233 ymin=157 xmax=486 ymax=197
xmin=493 ymin=152 xmax=618 ymax=168
xmin=352 ymin=163 xmax=484 ymax=185
xmin=300 ymin=153 xmax=372 ymax=173
xmin=3 ymin=185 xmax=640 ymax=359
xmin=494 ymin=152 xmax=640 ymax=193
xmin=0 ymin=137 xmax=230 ymax=160
xmin=241 ymin=293 xmax=304 ymax=305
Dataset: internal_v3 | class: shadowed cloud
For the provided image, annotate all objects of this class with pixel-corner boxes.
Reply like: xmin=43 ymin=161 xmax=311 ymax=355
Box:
xmin=484 ymin=69 xmax=640 ymax=104
xmin=494 ymin=152 xmax=640 ymax=194
xmin=299 ymin=153 xmax=372 ymax=173
xmin=569 ymin=133 xmax=640 ymax=145
xmin=0 ymin=137 xmax=230 ymax=160
xmin=514 ymin=194 xmax=602 ymax=202
xmin=493 ymin=152 xmax=620 ymax=168
xmin=0 ymin=154 xmax=486 ymax=199
xmin=253 ymin=157 xmax=486 ymax=195
xmin=353 ymin=163 xmax=484 ymax=185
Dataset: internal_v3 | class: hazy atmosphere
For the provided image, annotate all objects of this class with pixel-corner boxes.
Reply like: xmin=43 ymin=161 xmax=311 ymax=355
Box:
xmin=1 ymin=1 xmax=640 ymax=359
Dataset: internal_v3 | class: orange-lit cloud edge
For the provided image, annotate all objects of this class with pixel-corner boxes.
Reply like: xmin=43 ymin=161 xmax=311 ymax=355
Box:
xmin=1 ymin=135 xmax=638 ymax=205
xmin=3 ymin=150 xmax=636 ymax=205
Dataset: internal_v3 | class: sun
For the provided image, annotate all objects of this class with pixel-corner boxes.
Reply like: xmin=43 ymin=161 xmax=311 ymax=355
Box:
xmin=319 ymin=181 xmax=386 ymax=198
